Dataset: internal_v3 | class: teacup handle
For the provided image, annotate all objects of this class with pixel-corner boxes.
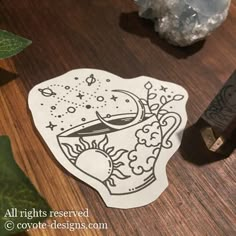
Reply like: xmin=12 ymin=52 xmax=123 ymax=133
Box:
xmin=159 ymin=112 xmax=182 ymax=149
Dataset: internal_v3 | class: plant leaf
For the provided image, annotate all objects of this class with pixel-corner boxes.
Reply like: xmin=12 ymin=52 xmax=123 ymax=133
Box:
xmin=160 ymin=96 xmax=167 ymax=104
xmin=0 ymin=30 xmax=31 ymax=59
xmin=158 ymin=109 xmax=168 ymax=115
xmin=0 ymin=136 xmax=51 ymax=235
xmin=150 ymin=104 xmax=159 ymax=111
xmin=173 ymin=94 xmax=184 ymax=101
xmin=148 ymin=93 xmax=157 ymax=100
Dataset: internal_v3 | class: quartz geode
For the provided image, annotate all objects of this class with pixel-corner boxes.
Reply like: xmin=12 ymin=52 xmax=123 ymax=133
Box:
xmin=135 ymin=0 xmax=231 ymax=46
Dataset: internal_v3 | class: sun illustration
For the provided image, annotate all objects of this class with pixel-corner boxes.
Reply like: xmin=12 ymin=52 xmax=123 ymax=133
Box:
xmin=61 ymin=135 xmax=130 ymax=187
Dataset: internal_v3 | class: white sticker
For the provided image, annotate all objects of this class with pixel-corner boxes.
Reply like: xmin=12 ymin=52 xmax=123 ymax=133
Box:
xmin=28 ymin=69 xmax=188 ymax=209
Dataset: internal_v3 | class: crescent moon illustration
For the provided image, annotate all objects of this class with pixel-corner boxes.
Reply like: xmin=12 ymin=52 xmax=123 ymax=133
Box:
xmin=96 ymin=90 xmax=146 ymax=130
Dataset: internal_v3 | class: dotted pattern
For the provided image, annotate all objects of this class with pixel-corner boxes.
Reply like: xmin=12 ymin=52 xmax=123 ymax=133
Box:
xmin=38 ymin=75 xmax=177 ymax=132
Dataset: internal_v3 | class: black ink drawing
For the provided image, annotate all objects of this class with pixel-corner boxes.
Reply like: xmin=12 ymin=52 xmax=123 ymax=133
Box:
xmin=46 ymin=121 xmax=57 ymax=131
xmin=38 ymin=88 xmax=56 ymax=97
xmin=61 ymin=135 xmax=129 ymax=188
xmin=86 ymin=74 xmax=96 ymax=86
xmin=52 ymin=81 xmax=182 ymax=194
xmin=29 ymin=69 xmax=188 ymax=208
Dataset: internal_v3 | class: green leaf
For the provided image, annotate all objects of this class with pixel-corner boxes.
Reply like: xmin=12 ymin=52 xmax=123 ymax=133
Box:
xmin=0 ymin=30 xmax=31 ymax=59
xmin=0 ymin=136 xmax=51 ymax=236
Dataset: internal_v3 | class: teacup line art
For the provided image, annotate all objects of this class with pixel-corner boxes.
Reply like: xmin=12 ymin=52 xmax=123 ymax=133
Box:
xmin=29 ymin=69 xmax=188 ymax=208
xmin=57 ymin=81 xmax=183 ymax=195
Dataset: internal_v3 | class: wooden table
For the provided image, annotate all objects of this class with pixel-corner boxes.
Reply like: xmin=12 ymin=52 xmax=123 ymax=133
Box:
xmin=0 ymin=1 xmax=235 ymax=235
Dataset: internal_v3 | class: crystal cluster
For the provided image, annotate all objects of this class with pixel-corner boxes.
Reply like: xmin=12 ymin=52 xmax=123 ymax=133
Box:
xmin=135 ymin=0 xmax=231 ymax=46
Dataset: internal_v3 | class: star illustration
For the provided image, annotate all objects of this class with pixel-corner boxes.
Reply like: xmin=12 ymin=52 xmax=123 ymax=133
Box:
xmin=77 ymin=93 xmax=84 ymax=99
xmin=111 ymin=95 xmax=118 ymax=101
xmin=160 ymin=86 xmax=167 ymax=92
xmin=46 ymin=121 xmax=57 ymax=131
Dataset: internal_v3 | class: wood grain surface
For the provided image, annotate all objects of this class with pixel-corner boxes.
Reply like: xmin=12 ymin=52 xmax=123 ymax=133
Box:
xmin=0 ymin=0 xmax=236 ymax=235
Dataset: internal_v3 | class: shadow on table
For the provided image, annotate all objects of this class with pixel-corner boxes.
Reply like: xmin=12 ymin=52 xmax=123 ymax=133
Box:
xmin=0 ymin=67 xmax=18 ymax=86
xmin=119 ymin=12 xmax=205 ymax=59
xmin=179 ymin=125 xmax=231 ymax=166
